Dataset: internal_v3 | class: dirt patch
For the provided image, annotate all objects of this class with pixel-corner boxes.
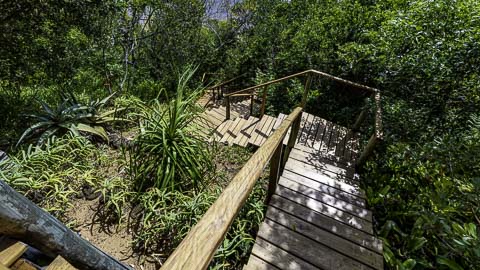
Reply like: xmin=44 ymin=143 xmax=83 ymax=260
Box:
xmin=67 ymin=199 xmax=157 ymax=270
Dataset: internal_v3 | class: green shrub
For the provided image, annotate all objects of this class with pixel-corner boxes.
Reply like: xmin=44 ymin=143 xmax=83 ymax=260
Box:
xmin=363 ymin=114 xmax=480 ymax=269
xmin=129 ymin=67 xmax=212 ymax=192
xmin=17 ymin=92 xmax=125 ymax=146
xmin=0 ymin=135 xmax=98 ymax=217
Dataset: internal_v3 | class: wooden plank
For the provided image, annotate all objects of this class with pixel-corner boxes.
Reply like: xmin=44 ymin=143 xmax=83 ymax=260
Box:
xmin=312 ymin=117 xmax=328 ymax=150
xmin=327 ymin=124 xmax=340 ymax=155
xmin=281 ymin=170 xmax=366 ymax=208
xmin=11 ymin=258 xmax=39 ymax=270
xmin=266 ymin=207 xmax=383 ymax=269
xmin=297 ymin=113 xmax=315 ymax=145
xmin=272 ymin=114 xmax=286 ymax=131
xmin=214 ymin=119 xmax=235 ymax=142
xmin=256 ymin=116 xmax=276 ymax=146
xmin=274 ymin=185 xmax=373 ymax=233
xmin=282 ymin=167 xmax=365 ymax=199
xmin=244 ymin=254 xmax=279 ymax=270
xmin=235 ymin=117 xmax=259 ymax=147
xmin=250 ymin=238 xmax=318 ymax=270
xmin=0 ymin=242 xmax=27 ymax=267
xmin=270 ymin=195 xmax=382 ymax=253
xmin=161 ymin=108 xmax=303 ymax=270
xmin=288 ymin=148 xmax=355 ymax=176
xmin=248 ymin=116 xmax=269 ymax=146
xmin=0 ymin=263 xmax=9 ymax=270
xmin=257 ymin=220 xmax=374 ymax=270
xmin=278 ymin=177 xmax=372 ymax=221
xmin=285 ymin=158 xmax=360 ymax=187
xmin=47 ymin=256 xmax=76 ymax=270
xmin=220 ymin=117 xmax=242 ymax=144
xmin=293 ymin=143 xmax=353 ymax=168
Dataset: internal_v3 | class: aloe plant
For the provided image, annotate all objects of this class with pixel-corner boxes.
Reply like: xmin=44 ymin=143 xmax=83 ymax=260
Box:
xmin=17 ymin=92 xmax=125 ymax=146
xmin=129 ymin=67 xmax=213 ymax=192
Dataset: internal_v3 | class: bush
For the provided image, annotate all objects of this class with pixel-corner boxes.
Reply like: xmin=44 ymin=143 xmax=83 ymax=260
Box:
xmin=363 ymin=114 xmax=480 ymax=269
xmin=129 ymin=67 xmax=213 ymax=192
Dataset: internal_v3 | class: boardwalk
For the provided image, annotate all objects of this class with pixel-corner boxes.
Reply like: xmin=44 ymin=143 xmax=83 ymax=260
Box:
xmin=196 ymin=92 xmax=383 ymax=270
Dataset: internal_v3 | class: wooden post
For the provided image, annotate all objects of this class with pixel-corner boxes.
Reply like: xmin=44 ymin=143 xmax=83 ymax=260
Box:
xmin=260 ymin=86 xmax=267 ymax=118
xmin=282 ymin=111 xmax=303 ymax=168
xmin=225 ymin=95 xmax=230 ymax=120
xmin=301 ymin=73 xmax=312 ymax=107
xmin=352 ymin=108 xmax=367 ymax=131
xmin=250 ymin=94 xmax=254 ymax=116
xmin=0 ymin=180 xmax=131 ymax=270
xmin=356 ymin=133 xmax=378 ymax=167
xmin=267 ymin=144 xmax=283 ymax=203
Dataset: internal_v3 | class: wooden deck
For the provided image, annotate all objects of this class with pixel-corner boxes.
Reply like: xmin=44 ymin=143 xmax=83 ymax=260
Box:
xmin=244 ymin=144 xmax=383 ymax=270
xmin=196 ymin=92 xmax=382 ymax=269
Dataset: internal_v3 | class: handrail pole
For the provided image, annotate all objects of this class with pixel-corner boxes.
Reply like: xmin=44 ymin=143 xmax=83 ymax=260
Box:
xmin=267 ymin=143 xmax=283 ymax=203
xmin=250 ymin=93 xmax=254 ymax=116
xmin=301 ymin=73 xmax=313 ymax=107
xmin=225 ymin=95 xmax=231 ymax=120
xmin=352 ymin=98 xmax=369 ymax=131
xmin=356 ymin=133 xmax=378 ymax=167
xmin=282 ymin=111 xmax=303 ymax=168
xmin=260 ymin=86 xmax=267 ymax=118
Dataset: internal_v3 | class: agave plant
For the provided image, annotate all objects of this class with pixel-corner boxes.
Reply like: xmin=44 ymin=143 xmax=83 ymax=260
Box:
xmin=130 ymin=67 xmax=213 ymax=192
xmin=17 ymin=92 xmax=125 ymax=146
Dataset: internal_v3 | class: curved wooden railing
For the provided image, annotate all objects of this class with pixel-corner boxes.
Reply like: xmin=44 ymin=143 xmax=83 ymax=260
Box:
xmin=161 ymin=107 xmax=303 ymax=270
xmin=223 ymin=69 xmax=383 ymax=166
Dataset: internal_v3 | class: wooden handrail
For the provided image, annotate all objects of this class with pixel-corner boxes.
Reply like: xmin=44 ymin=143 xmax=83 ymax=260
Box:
xmin=161 ymin=107 xmax=303 ymax=270
xmin=221 ymin=68 xmax=383 ymax=165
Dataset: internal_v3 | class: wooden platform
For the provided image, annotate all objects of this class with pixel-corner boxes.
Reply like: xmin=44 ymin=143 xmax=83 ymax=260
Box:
xmin=0 ymin=236 xmax=76 ymax=270
xmin=244 ymin=144 xmax=383 ymax=270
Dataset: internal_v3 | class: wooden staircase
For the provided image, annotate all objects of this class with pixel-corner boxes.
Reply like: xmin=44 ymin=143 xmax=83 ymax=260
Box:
xmin=196 ymin=91 xmax=383 ymax=270
xmin=197 ymin=93 xmax=360 ymax=164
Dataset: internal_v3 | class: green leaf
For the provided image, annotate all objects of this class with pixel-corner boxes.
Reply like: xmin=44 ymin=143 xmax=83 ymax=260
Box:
xmin=402 ymin=259 xmax=417 ymax=270
xmin=437 ymin=257 xmax=464 ymax=270
xmin=74 ymin=123 xmax=108 ymax=141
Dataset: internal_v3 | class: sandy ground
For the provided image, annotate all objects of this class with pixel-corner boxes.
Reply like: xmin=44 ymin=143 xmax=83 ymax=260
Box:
xmin=68 ymin=199 xmax=158 ymax=270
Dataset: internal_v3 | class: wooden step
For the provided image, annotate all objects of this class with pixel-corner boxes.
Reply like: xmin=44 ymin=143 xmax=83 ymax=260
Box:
xmin=269 ymin=195 xmax=382 ymax=253
xmin=47 ymin=256 xmax=76 ymax=270
xmin=288 ymin=148 xmax=356 ymax=176
xmin=220 ymin=117 xmax=244 ymax=144
xmin=281 ymin=170 xmax=366 ymax=208
xmin=274 ymin=185 xmax=373 ymax=233
xmin=265 ymin=207 xmax=383 ymax=269
xmin=257 ymin=221 xmax=373 ymax=270
xmin=278 ymin=177 xmax=372 ymax=221
xmin=232 ymin=117 xmax=259 ymax=147
xmin=248 ymin=115 xmax=276 ymax=147
xmin=284 ymin=158 xmax=360 ymax=187
xmin=0 ymin=242 xmax=27 ymax=267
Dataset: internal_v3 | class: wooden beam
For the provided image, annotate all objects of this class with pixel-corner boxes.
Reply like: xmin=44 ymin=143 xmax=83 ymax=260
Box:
xmin=260 ymin=86 xmax=267 ymax=118
xmin=225 ymin=95 xmax=231 ymax=120
xmin=267 ymin=144 xmax=283 ymax=203
xmin=161 ymin=107 xmax=303 ymax=270
xmin=0 ymin=180 xmax=131 ymax=270
xmin=301 ymin=73 xmax=312 ymax=107
xmin=356 ymin=133 xmax=378 ymax=167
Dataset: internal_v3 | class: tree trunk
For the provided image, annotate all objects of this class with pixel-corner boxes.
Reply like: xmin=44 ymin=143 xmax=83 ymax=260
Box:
xmin=0 ymin=180 xmax=131 ymax=270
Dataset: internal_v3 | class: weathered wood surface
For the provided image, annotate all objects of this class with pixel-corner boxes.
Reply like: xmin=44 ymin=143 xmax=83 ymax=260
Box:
xmin=161 ymin=107 xmax=303 ymax=270
xmin=245 ymin=138 xmax=383 ymax=270
xmin=47 ymin=256 xmax=77 ymax=270
xmin=0 ymin=241 xmax=27 ymax=267
xmin=0 ymin=180 xmax=131 ymax=270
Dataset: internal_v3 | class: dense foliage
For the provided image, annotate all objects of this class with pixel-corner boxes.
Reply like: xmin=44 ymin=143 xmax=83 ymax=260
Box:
xmin=1 ymin=0 xmax=479 ymax=268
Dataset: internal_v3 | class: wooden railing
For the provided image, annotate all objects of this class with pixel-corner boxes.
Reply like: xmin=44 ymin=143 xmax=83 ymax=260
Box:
xmin=223 ymin=69 xmax=383 ymax=166
xmin=161 ymin=107 xmax=303 ymax=270
xmin=206 ymin=73 xmax=246 ymax=102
